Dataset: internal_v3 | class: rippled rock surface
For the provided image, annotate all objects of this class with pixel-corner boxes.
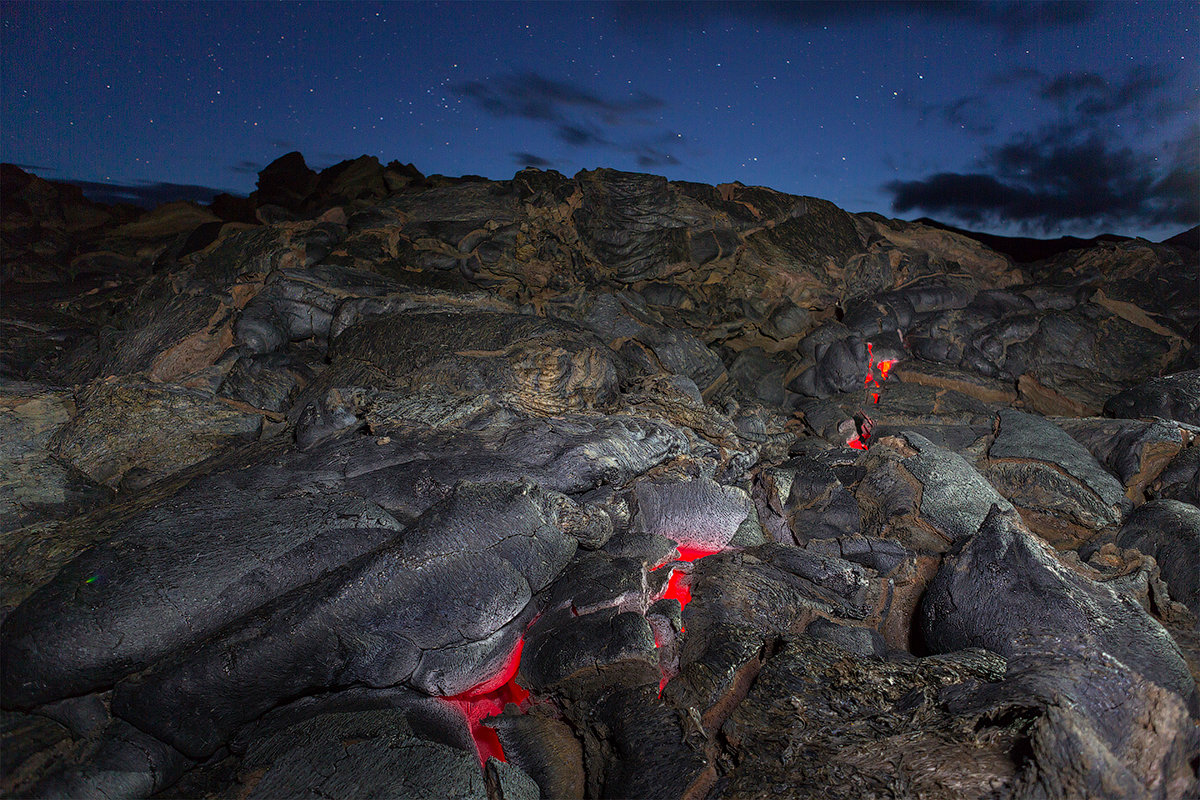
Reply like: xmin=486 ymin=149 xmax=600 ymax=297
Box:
xmin=2 ymin=156 xmax=1197 ymax=799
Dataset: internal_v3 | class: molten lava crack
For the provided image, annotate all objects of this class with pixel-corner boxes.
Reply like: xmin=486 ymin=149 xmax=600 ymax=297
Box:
xmin=447 ymin=545 xmax=725 ymax=764
xmin=847 ymin=341 xmax=898 ymax=448
xmin=651 ymin=545 xmax=722 ymax=692
xmin=443 ymin=637 xmax=530 ymax=766
xmin=656 ymin=545 xmax=720 ymax=609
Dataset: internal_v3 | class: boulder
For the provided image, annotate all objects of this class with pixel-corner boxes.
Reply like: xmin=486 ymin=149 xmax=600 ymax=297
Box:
xmin=0 ymin=381 xmax=110 ymax=531
xmin=1116 ymin=500 xmax=1200 ymax=616
xmin=48 ymin=376 xmax=265 ymax=488
xmin=981 ymin=409 xmax=1130 ymax=548
xmin=1104 ymin=370 xmax=1200 ymax=426
xmin=920 ymin=506 xmax=1197 ymax=713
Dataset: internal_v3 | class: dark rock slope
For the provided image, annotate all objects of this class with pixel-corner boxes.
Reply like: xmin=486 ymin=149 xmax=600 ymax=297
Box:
xmin=2 ymin=155 xmax=1198 ymax=799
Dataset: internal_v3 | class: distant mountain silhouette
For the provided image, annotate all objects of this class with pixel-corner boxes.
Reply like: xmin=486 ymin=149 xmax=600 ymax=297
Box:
xmin=911 ymin=217 xmax=1133 ymax=263
xmin=1161 ymin=225 xmax=1200 ymax=252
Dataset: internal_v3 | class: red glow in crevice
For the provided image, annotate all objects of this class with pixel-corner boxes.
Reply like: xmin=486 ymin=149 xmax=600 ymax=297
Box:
xmin=846 ymin=411 xmax=875 ymax=450
xmin=864 ymin=342 xmax=898 ymax=403
xmin=672 ymin=545 xmax=723 ymax=564
xmin=662 ymin=568 xmax=694 ymax=607
xmin=654 ymin=545 xmax=721 ymax=611
xmin=447 ymin=547 xmax=728 ymax=763
xmin=849 ymin=342 xmax=898 ymax=446
xmin=443 ymin=638 xmax=530 ymax=767
xmin=651 ymin=546 xmax=722 ymax=694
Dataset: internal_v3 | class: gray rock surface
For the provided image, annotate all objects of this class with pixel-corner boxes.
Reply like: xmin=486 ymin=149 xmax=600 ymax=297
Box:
xmin=921 ymin=506 xmax=1197 ymax=713
xmin=1116 ymin=500 xmax=1200 ymax=615
xmin=1105 ymin=370 xmax=1200 ymax=426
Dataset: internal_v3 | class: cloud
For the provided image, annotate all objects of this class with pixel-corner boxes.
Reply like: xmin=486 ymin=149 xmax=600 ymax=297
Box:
xmin=556 ymin=123 xmax=609 ymax=147
xmin=632 ymin=143 xmax=681 ymax=167
xmin=1040 ymin=71 xmax=1108 ymax=101
xmin=230 ymin=160 xmax=264 ymax=175
xmin=513 ymin=152 xmax=554 ymax=168
xmin=456 ymin=72 xmax=662 ymax=124
xmin=7 ymin=162 xmax=59 ymax=174
xmin=889 ymin=173 xmax=1027 ymax=221
xmin=65 ymin=179 xmax=236 ymax=208
xmin=613 ymin=1 xmax=1096 ymax=38
xmin=887 ymin=61 xmax=1195 ymax=234
xmin=887 ymin=133 xmax=1198 ymax=232
xmin=1149 ymin=134 xmax=1200 ymax=213
xmin=913 ymin=64 xmax=1177 ymax=142
xmin=930 ymin=94 xmax=995 ymax=135
xmin=1040 ymin=65 xmax=1172 ymax=119
xmin=456 ymin=70 xmax=684 ymax=168
xmin=990 ymin=67 xmax=1046 ymax=88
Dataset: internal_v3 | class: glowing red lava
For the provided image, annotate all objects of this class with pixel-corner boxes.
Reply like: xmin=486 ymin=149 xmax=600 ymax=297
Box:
xmin=651 ymin=545 xmax=721 ymax=692
xmin=447 ymin=546 xmax=725 ymax=764
xmin=656 ymin=545 xmax=720 ymax=609
xmin=443 ymin=638 xmax=530 ymax=766
xmin=847 ymin=342 xmax=898 ymax=448
xmin=662 ymin=568 xmax=694 ymax=607
xmin=863 ymin=342 xmax=898 ymax=403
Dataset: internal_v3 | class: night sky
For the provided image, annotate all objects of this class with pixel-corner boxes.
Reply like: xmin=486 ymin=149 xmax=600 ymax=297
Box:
xmin=3 ymin=1 xmax=1196 ymax=240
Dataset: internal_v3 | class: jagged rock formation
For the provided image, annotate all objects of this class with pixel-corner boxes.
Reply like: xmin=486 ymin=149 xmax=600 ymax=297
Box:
xmin=1 ymin=154 xmax=1197 ymax=799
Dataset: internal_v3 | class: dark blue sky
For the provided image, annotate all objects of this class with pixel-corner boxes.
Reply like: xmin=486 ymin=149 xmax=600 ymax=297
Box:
xmin=3 ymin=1 xmax=1196 ymax=239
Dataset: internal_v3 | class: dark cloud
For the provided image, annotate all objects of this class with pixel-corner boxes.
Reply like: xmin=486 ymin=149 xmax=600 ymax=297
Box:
xmin=634 ymin=146 xmax=681 ymax=168
xmin=936 ymin=95 xmax=995 ymax=135
xmin=456 ymin=70 xmax=683 ymax=168
xmin=1040 ymin=65 xmax=1172 ymax=118
xmin=268 ymin=139 xmax=295 ymax=150
xmin=620 ymin=131 xmax=685 ymax=167
xmin=990 ymin=67 xmax=1046 ymax=88
xmin=915 ymin=65 xmax=1175 ymax=141
xmin=889 ymin=62 xmax=1194 ymax=234
xmin=1040 ymin=71 xmax=1108 ymax=101
xmin=513 ymin=152 xmax=554 ymax=168
xmin=887 ymin=133 xmax=1198 ymax=233
xmin=1150 ymin=135 xmax=1200 ymax=212
xmin=889 ymin=173 xmax=1024 ymax=221
xmin=230 ymin=160 xmax=264 ymax=175
xmin=613 ymin=1 xmax=1096 ymax=38
xmin=455 ymin=72 xmax=662 ymax=124
xmin=901 ymin=92 xmax=995 ymax=136
xmin=65 ymin=179 xmax=236 ymax=208
xmin=8 ymin=162 xmax=59 ymax=174
xmin=556 ymin=124 xmax=609 ymax=147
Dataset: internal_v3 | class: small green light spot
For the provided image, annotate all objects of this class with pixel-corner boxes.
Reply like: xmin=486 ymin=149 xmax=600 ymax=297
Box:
xmin=85 ymin=575 xmax=97 ymax=584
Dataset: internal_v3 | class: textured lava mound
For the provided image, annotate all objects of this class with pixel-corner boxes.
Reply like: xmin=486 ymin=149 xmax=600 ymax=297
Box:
xmin=1 ymin=155 xmax=1198 ymax=799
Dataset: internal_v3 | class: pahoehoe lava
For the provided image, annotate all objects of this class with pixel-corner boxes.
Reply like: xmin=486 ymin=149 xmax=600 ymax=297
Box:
xmin=1 ymin=155 xmax=1198 ymax=799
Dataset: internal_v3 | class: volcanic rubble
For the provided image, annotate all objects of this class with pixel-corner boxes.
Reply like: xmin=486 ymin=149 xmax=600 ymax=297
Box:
xmin=1 ymin=155 xmax=1198 ymax=800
